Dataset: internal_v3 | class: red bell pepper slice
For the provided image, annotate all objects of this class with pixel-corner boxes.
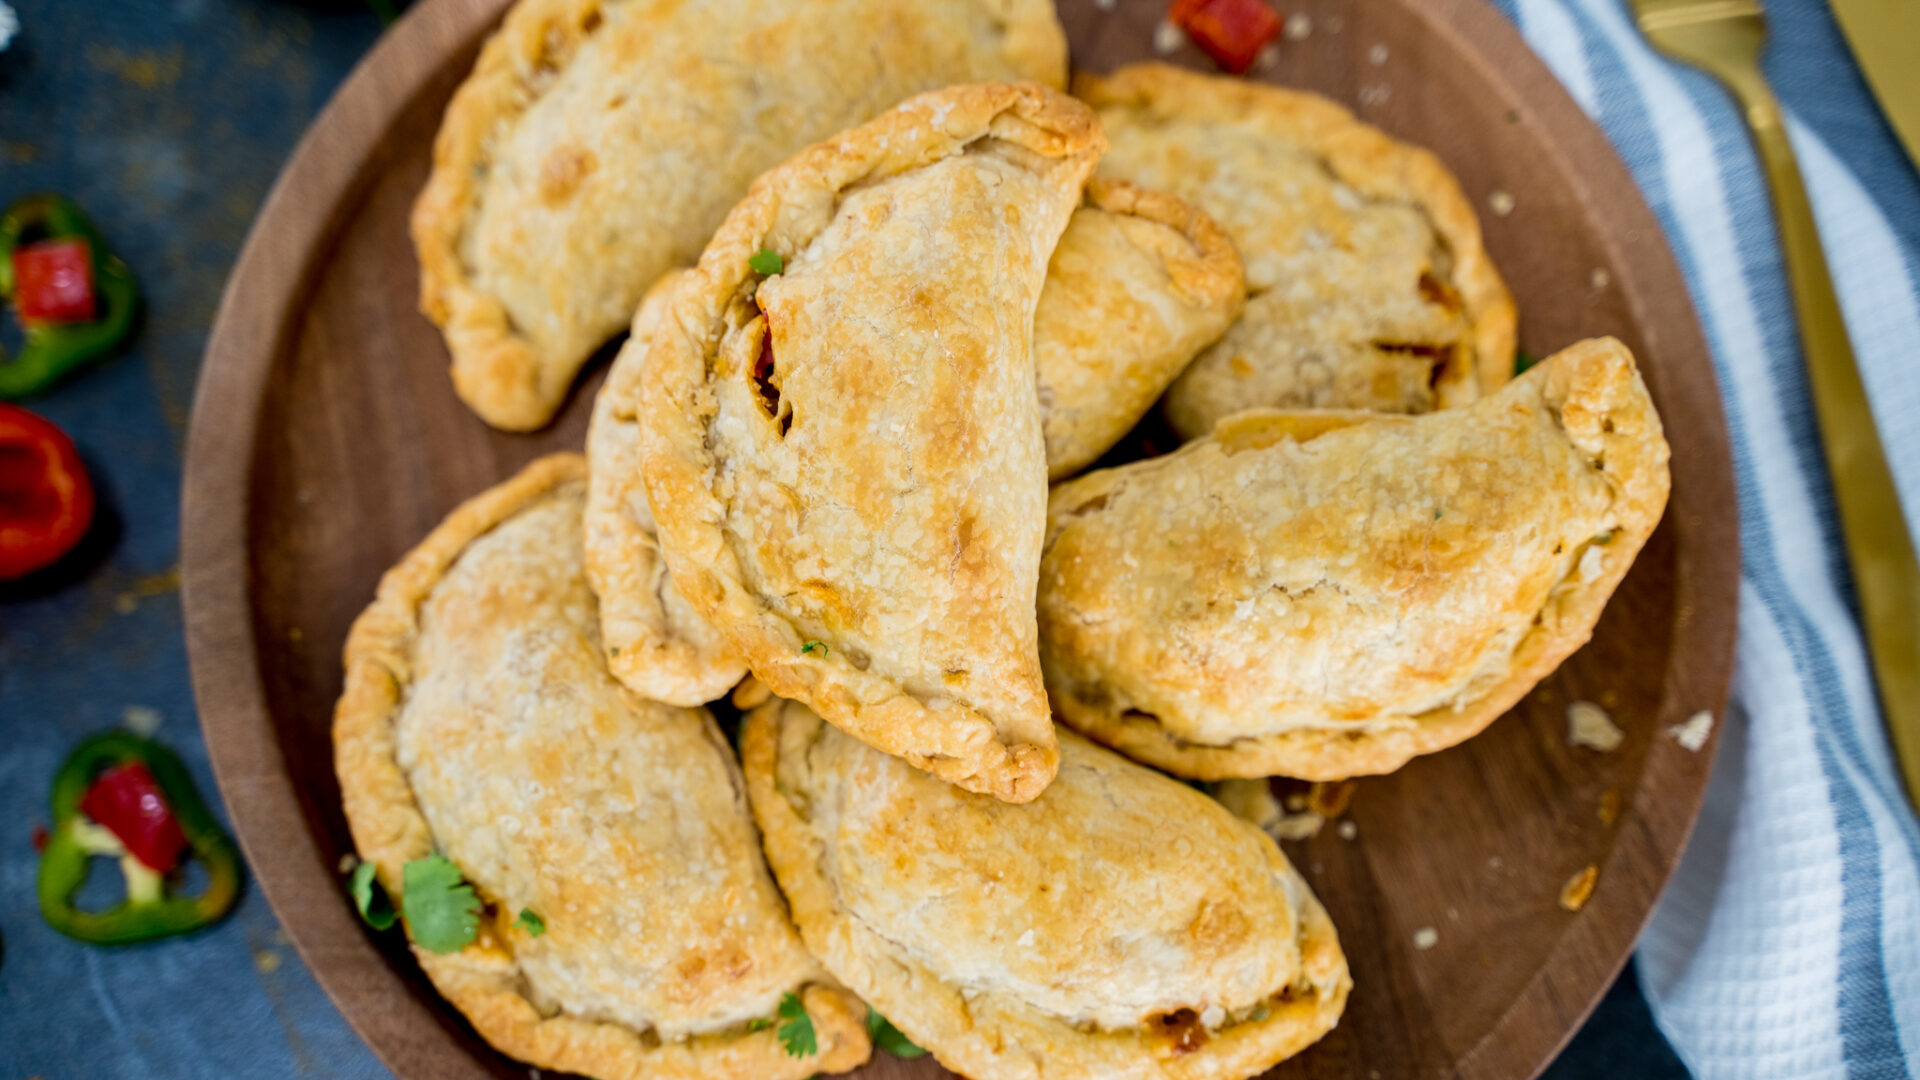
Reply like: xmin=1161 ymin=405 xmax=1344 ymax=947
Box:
xmin=1171 ymin=0 xmax=1283 ymax=74
xmin=78 ymin=761 xmax=189 ymax=874
xmin=0 ymin=403 xmax=95 ymax=580
xmin=12 ymin=238 xmax=98 ymax=325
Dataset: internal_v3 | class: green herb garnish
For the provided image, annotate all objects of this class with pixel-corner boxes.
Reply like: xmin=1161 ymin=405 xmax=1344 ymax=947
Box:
xmin=750 ymin=249 xmax=785 ymax=276
xmin=801 ymin=640 xmax=828 ymax=656
xmin=514 ymin=908 xmax=546 ymax=937
xmin=402 ymin=855 xmax=481 ymax=954
xmin=1592 ymin=530 xmax=1615 ymax=545
xmin=1250 ymin=1006 xmax=1271 ymax=1021
xmin=867 ymin=1009 xmax=927 ymax=1058
xmin=349 ymin=860 xmax=395 ymax=931
xmin=747 ymin=1017 xmax=773 ymax=1033
xmin=777 ymin=991 xmax=817 ymax=1058
xmin=1514 ymin=348 xmax=1539 ymax=375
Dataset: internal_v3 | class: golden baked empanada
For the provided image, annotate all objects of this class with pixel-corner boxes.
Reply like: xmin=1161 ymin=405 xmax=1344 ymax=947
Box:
xmin=585 ymin=271 xmax=748 ymax=707
xmin=743 ymin=697 xmax=1350 ymax=1080
xmin=585 ymin=182 xmax=1238 ymax=704
xmin=1038 ymin=178 xmax=1243 ymax=479
xmin=639 ymin=83 xmax=1103 ymax=802
xmin=333 ymin=455 xmax=867 ymax=1079
xmin=1075 ymin=63 xmax=1517 ymax=439
xmin=1039 ymin=338 xmax=1670 ymax=780
xmin=414 ymin=0 xmax=1068 ymax=431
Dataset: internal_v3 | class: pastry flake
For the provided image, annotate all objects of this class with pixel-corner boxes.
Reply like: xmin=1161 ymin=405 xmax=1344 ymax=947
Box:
xmin=743 ymin=697 xmax=1350 ymax=1080
xmin=1075 ymin=63 xmax=1517 ymax=438
xmin=333 ymin=455 xmax=867 ymax=1079
xmin=413 ymin=0 xmax=1069 ymax=430
xmin=1037 ymin=177 xmax=1244 ymax=480
xmin=1039 ymin=337 xmax=1670 ymax=780
xmin=639 ymin=83 xmax=1103 ymax=802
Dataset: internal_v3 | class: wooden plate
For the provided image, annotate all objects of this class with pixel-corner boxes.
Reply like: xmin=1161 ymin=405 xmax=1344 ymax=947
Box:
xmin=181 ymin=0 xmax=1738 ymax=1076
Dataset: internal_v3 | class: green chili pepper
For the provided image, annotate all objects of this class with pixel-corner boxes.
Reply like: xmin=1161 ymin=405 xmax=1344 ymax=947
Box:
xmin=0 ymin=194 xmax=141 ymax=400
xmin=38 ymin=732 xmax=242 ymax=945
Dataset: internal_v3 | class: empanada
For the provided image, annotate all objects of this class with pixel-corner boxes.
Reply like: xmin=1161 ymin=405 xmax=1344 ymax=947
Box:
xmin=1075 ymin=63 xmax=1517 ymax=439
xmin=585 ymin=181 xmax=1239 ymax=705
xmin=1038 ymin=338 xmax=1670 ymax=780
xmin=639 ymin=83 xmax=1103 ymax=802
xmin=414 ymin=0 xmax=1068 ymax=431
xmin=1038 ymin=178 xmax=1243 ymax=479
xmin=333 ymin=455 xmax=868 ymax=1080
xmin=743 ymin=696 xmax=1351 ymax=1080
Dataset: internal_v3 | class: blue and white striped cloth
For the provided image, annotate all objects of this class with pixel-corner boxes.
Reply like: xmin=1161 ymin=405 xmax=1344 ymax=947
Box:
xmin=1489 ymin=0 xmax=1920 ymax=1075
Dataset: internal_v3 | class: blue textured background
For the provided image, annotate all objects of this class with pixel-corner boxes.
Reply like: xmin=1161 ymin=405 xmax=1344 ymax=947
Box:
xmin=0 ymin=0 xmax=1739 ymax=1076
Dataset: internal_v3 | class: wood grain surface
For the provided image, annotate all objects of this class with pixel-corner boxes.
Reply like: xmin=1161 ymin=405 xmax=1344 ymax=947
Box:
xmin=180 ymin=1 xmax=1740 ymax=1077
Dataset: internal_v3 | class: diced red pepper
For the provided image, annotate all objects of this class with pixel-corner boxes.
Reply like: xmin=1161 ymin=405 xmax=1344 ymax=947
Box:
xmin=31 ymin=824 xmax=50 ymax=854
xmin=78 ymin=761 xmax=188 ymax=873
xmin=12 ymin=238 xmax=98 ymax=325
xmin=0 ymin=404 xmax=94 ymax=579
xmin=1170 ymin=0 xmax=1283 ymax=74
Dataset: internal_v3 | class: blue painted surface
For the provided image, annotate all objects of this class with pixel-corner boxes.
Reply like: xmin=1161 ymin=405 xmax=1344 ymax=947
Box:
xmin=0 ymin=1 xmax=1735 ymax=1076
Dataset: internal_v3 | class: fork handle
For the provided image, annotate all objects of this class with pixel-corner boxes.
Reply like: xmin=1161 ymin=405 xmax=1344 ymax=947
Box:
xmin=1732 ymin=77 xmax=1920 ymax=809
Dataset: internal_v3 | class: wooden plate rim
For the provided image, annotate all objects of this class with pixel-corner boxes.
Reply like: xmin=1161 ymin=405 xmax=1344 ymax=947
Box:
xmin=180 ymin=0 xmax=1740 ymax=1077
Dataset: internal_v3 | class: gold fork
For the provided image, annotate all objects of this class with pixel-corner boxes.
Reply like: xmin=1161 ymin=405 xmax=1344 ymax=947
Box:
xmin=1632 ymin=0 xmax=1920 ymax=809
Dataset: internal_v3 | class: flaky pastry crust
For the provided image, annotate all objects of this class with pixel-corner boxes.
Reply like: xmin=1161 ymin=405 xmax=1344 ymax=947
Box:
xmin=411 ymin=0 xmax=1067 ymax=430
xmin=1074 ymin=63 xmax=1517 ymax=437
xmin=333 ymin=455 xmax=867 ymax=1080
xmin=743 ymin=698 xmax=1350 ymax=1080
xmin=1038 ymin=178 xmax=1244 ymax=480
xmin=638 ymin=83 xmax=1103 ymax=802
xmin=1039 ymin=338 xmax=1670 ymax=780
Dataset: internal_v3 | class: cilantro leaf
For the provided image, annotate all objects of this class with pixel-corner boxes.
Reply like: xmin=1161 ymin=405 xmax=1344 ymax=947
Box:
xmin=776 ymin=991 xmax=817 ymax=1058
xmin=801 ymin=640 xmax=828 ymax=656
xmin=402 ymin=855 xmax=481 ymax=954
xmin=514 ymin=908 xmax=546 ymax=937
xmin=866 ymin=1009 xmax=927 ymax=1059
xmin=1514 ymin=348 xmax=1539 ymax=375
xmin=349 ymin=860 xmax=395 ymax=931
xmin=750 ymin=248 xmax=784 ymax=275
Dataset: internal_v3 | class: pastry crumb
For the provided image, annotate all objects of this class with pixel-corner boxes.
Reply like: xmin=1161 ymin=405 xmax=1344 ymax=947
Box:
xmin=1284 ymin=13 xmax=1311 ymax=40
xmin=1488 ymin=855 xmax=1504 ymax=871
xmin=1559 ymin=865 xmax=1599 ymax=911
xmin=115 ymin=594 xmax=138 ymax=614
xmin=1093 ymin=0 xmax=1118 ymax=9
xmin=122 ymin=705 xmax=163 ymax=736
xmin=1412 ymin=926 xmax=1438 ymax=950
xmin=338 ymin=852 xmax=359 ymax=874
xmin=1567 ymin=700 xmax=1624 ymax=752
xmin=1598 ymin=788 xmax=1622 ymax=826
xmin=1337 ymin=820 xmax=1358 ymax=840
xmin=1357 ymin=83 xmax=1391 ymax=107
xmin=1271 ymin=812 xmax=1326 ymax=841
xmin=1489 ymin=190 xmax=1515 ymax=216
xmin=1200 ymin=1004 xmax=1226 ymax=1028
xmin=1669 ymin=710 xmax=1714 ymax=751
xmin=1367 ymin=43 xmax=1388 ymax=65
xmin=1590 ymin=267 xmax=1611 ymax=289
xmin=1153 ymin=19 xmax=1186 ymax=54
xmin=1251 ymin=43 xmax=1283 ymax=72
xmin=255 ymin=949 xmax=282 ymax=974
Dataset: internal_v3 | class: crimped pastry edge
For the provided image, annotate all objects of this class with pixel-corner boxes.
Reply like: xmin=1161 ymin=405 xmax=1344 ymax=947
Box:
xmin=1042 ymin=176 xmax=1246 ymax=480
xmin=1045 ymin=337 xmax=1670 ymax=781
xmin=638 ymin=82 xmax=1105 ymax=804
xmin=331 ymin=453 xmax=868 ymax=1080
xmin=1073 ymin=62 xmax=1518 ymax=411
xmin=410 ymin=0 xmax=1069 ymax=431
xmin=742 ymin=698 xmax=1352 ymax=1080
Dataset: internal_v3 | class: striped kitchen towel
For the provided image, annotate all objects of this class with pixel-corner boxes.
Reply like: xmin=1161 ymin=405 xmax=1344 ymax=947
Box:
xmin=1488 ymin=0 xmax=1920 ymax=1075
